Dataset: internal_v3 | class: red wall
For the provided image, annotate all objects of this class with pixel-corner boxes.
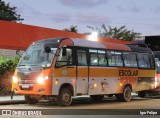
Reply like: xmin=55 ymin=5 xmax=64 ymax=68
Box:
xmin=0 ymin=20 xmax=134 ymax=50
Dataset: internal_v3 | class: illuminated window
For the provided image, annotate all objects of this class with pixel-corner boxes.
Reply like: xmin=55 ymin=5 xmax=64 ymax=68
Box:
xmin=89 ymin=49 xmax=98 ymax=66
xmin=107 ymin=51 xmax=123 ymax=67
xmin=98 ymin=50 xmax=107 ymax=66
xmin=56 ymin=48 xmax=73 ymax=67
xmin=77 ymin=50 xmax=87 ymax=66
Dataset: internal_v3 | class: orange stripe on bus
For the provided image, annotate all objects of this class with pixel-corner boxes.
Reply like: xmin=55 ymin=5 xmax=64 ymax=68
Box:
xmin=53 ymin=67 xmax=155 ymax=78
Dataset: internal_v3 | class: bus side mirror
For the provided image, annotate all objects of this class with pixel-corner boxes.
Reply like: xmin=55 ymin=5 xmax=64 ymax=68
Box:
xmin=62 ymin=48 xmax=66 ymax=56
xmin=16 ymin=49 xmax=21 ymax=57
xmin=44 ymin=47 xmax=51 ymax=53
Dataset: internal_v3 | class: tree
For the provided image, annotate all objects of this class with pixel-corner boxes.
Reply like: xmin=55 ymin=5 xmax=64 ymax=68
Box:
xmin=0 ymin=0 xmax=23 ymax=22
xmin=87 ymin=24 xmax=141 ymax=41
xmin=87 ymin=26 xmax=103 ymax=35
xmin=63 ymin=25 xmax=78 ymax=33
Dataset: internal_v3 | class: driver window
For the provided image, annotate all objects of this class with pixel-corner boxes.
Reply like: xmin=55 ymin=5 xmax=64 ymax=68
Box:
xmin=56 ymin=48 xmax=73 ymax=67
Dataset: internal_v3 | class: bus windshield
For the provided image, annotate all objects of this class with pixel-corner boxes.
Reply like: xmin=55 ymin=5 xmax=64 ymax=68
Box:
xmin=18 ymin=43 xmax=57 ymax=68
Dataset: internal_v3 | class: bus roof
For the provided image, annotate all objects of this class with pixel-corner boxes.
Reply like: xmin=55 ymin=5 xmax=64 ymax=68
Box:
xmin=35 ymin=38 xmax=152 ymax=53
xmin=72 ymin=38 xmax=131 ymax=51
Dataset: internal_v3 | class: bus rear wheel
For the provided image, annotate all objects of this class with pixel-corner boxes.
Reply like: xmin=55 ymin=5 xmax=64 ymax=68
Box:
xmin=25 ymin=95 xmax=39 ymax=104
xmin=116 ymin=86 xmax=132 ymax=102
xmin=58 ymin=88 xmax=72 ymax=106
xmin=90 ymin=95 xmax=104 ymax=102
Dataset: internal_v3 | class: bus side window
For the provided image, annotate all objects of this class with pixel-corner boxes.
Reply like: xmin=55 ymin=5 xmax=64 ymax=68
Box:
xmin=107 ymin=51 xmax=116 ymax=66
xmin=114 ymin=51 xmax=123 ymax=66
xmin=89 ymin=49 xmax=98 ymax=66
xmin=137 ymin=53 xmax=151 ymax=68
xmin=98 ymin=50 xmax=107 ymax=66
xmin=77 ymin=50 xmax=87 ymax=66
xmin=123 ymin=52 xmax=137 ymax=67
xmin=123 ymin=52 xmax=131 ymax=67
xmin=56 ymin=48 xmax=73 ymax=67
xmin=130 ymin=53 xmax=137 ymax=67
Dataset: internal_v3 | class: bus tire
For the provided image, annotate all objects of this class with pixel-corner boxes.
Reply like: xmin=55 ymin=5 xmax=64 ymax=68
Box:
xmin=25 ymin=95 xmax=39 ymax=104
xmin=119 ymin=86 xmax=132 ymax=102
xmin=58 ymin=88 xmax=72 ymax=106
xmin=90 ymin=95 xmax=104 ymax=102
xmin=138 ymin=91 xmax=146 ymax=98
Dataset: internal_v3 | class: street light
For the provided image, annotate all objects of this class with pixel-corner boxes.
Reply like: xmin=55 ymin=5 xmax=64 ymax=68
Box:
xmin=88 ymin=31 xmax=98 ymax=41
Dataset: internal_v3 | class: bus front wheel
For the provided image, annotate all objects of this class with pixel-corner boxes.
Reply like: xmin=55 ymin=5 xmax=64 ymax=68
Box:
xmin=25 ymin=95 xmax=39 ymax=104
xmin=116 ymin=86 xmax=132 ymax=102
xmin=58 ymin=88 xmax=72 ymax=106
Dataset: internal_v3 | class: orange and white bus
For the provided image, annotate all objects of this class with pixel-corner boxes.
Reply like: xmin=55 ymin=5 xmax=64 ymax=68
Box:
xmin=12 ymin=38 xmax=156 ymax=106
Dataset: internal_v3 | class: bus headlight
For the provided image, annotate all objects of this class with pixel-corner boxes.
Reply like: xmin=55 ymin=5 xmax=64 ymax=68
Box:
xmin=37 ymin=76 xmax=45 ymax=84
xmin=12 ymin=76 xmax=18 ymax=83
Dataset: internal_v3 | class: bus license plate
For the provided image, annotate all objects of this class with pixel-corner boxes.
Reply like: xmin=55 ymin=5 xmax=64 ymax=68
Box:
xmin=22 ymin=84 xmax=30 ymax=89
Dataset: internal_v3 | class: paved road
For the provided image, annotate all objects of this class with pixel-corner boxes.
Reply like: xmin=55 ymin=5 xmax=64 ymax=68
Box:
xmin=0 ymin=95 xmax=159 ymax=118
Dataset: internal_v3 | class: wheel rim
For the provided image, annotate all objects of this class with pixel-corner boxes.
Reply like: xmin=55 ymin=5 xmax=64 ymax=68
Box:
xmin=62 ymin=92 xmax=70 ymax=103
xmin=124 ymin=88 xmax=131 ymax=101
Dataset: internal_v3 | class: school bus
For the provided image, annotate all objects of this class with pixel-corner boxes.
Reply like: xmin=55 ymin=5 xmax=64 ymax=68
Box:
xmin=11 ymin=38 xmax=156 ymax=106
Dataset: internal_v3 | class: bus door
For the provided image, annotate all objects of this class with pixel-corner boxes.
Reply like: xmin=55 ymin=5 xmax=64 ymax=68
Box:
xmin=76 ymin=49 xmax=89 ymax=95
xmin=53 ymin=47 xmax=77 ymax=95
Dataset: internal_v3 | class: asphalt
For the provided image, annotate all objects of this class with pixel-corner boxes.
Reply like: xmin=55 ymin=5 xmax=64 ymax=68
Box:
xmin=0 ymin=93 xmax=138 ymax=105
xmin=0 ymin=95 xmax=26 ymax=105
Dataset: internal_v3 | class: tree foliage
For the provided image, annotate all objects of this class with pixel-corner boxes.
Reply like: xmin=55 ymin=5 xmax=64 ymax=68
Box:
xmin=87 ymin=24 xmax=141 ymax=41
xmin=0 ymin=57 xmax=20 ymax=95
xmin=0 ymin=57 xmax=19 ymax=75
xmin=0 ymin=0 xmax=23 ymax=22
xmin=63 ymin=25 xmax=78 ymax=33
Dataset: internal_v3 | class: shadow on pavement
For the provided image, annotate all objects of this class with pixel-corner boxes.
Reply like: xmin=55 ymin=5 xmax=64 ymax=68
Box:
xmin=27 ymin=96 xmax=156 ymax=108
